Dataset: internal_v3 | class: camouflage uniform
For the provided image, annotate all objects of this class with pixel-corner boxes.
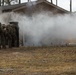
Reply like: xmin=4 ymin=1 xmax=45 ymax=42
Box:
xmin=0 ymin=22 xmax=19 ymax=49
xmin=6 ymin=25 xmax=12 ymax=48
xmin=11 ymin=25 xmax=17 ymax=47
xmin=1 ymin=24 xmax=7 ymax=49
xmin=0 ymin=23 xmax=2 ymax=49
xmin=10 ymin=22 xmax=19 ymax=47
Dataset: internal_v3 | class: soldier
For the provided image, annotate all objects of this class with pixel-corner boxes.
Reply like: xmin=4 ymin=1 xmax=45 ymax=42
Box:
xmin=11 ymin=25 xmax=17 ymax=47
xmin=6 ymin=25 xmax=13 ymax=48
xmin=0 ymin=23 xmax=2 ymax=49
xmin=1 ymin=24 xmax=7 ymax=49
xmin=10 ymin=22 xmax=19 ymax=47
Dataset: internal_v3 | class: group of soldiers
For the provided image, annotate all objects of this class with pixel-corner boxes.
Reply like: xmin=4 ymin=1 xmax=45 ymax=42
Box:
xmin=0 ymin=22 xmax=19 ymax=49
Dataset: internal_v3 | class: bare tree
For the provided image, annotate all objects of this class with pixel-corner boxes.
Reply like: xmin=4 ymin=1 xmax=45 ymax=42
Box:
xmin=2 ymin=0 xmax=10 ymax=5
xmin=56 ymin=0 xmax=57 ymax=5
xmin=51 ymin=0 xmax=53 ymax=3
xmin=2 ymin=0 xmax=4 ymax=5
xmin=19 ymin=0 xmax=21 ymax=4
xmin=2 ymin=0 xmax=20 ymax=5
xmin=0 ymin=0 xmax=1 ymax=6
xmin=28 ymin=0 xmax=31 ymax=2
xmin=70 ymin=0 xmax=72 ymax=12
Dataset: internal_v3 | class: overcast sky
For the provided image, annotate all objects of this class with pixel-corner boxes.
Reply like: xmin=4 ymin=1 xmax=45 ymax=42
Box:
xmin=21 ymin=0 xmax=76 ymax=12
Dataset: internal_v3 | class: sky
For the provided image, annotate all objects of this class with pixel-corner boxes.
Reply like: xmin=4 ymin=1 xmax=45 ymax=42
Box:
xmin=21 ymin=0 xmax=76 ymax=12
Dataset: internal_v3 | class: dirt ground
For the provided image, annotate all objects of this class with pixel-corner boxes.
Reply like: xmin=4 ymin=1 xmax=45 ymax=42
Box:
xmin=0 ymin=46 xmax=76 ymax=75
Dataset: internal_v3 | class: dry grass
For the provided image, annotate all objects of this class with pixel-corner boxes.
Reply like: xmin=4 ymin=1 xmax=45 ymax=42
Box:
xmin=0 ymin=46 xmax=76 ymax=75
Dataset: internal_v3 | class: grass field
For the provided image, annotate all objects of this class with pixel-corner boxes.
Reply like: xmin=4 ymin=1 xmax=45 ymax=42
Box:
xmin=0 ymin=46 xmax=76 ymax=75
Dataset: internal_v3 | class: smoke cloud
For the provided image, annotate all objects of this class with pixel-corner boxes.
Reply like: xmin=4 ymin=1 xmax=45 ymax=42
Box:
xmin=0 ymin=12 xmax=76 ymax=46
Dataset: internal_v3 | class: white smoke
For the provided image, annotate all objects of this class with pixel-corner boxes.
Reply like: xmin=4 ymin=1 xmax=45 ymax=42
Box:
xmin=0 ymin=12 xmax=76 ymax=46
xmin=0 ymin=13 xmax=11 ymax=24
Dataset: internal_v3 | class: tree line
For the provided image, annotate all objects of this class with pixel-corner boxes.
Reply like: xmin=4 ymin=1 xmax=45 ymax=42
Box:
xmin=0 ymin=0 xmax=21 ymax=6
xmin=0 ymin=0 xmax=55 ymax=6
